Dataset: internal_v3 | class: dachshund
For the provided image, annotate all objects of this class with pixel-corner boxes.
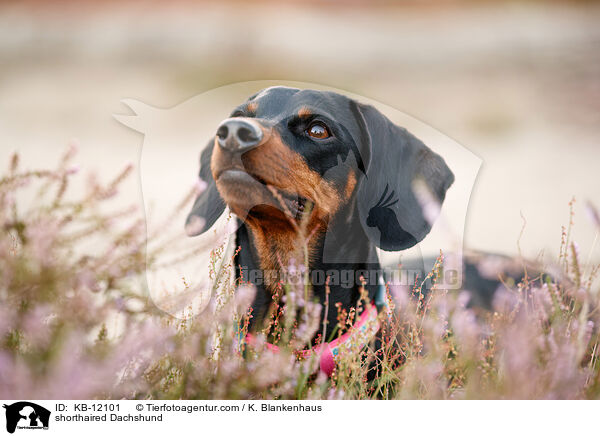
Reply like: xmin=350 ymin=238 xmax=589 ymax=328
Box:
xmin=185 ymin=86 xmax=455 ymax=342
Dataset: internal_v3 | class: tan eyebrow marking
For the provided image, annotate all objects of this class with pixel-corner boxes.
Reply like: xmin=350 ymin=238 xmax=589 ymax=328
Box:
xmin=246 ymin=101 xmax=258 ymax=113
xmin=298 ymin=106 xmax=312 ymax=118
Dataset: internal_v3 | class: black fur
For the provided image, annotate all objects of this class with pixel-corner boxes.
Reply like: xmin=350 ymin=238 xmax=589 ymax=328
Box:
xmin=186 ymin=87 xmax=454 ymax=339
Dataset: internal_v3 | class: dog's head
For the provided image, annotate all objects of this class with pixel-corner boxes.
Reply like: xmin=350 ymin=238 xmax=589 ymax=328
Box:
xmin=186 ymin=86 xmax=454 ymax=253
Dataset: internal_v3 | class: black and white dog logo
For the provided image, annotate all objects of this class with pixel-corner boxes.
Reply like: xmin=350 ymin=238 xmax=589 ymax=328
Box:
xmin=3 ymin=402 xmax=50 ymax=434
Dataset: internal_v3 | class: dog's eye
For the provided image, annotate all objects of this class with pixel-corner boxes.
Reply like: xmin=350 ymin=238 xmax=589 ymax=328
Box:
xmin=306 ymin=122 xmax=330 ymax=139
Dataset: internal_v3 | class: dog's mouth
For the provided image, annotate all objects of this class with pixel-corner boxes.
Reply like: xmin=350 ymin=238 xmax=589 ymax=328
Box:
xmin=216 ymin=168 xmax=311 ymax=221
xmin=275 ymin=189 xmax=309 ymax=219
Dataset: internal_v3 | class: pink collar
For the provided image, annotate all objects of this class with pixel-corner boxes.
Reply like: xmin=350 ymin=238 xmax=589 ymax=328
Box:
xmin=242 ymin=302 xmax=381 ymax=377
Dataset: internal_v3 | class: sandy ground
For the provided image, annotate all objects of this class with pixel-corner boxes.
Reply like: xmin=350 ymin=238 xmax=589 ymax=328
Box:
xmin=1 ymin=1 xmax=599 ymax=268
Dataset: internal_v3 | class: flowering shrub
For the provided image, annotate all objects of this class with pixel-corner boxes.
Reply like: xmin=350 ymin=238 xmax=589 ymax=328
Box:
xmin=1 ymin=147 xmax=599 ymax=399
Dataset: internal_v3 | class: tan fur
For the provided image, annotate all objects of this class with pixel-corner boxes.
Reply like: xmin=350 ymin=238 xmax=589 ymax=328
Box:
xmin=345 ymin=172 xmax=357 ymax=199
xmin=246 ymin=101 xmax=258 ymax=114
xmin=211 ymin=126 xmax=341 ymax=291
xmin=297 ymin=106 xmax=312 ymax=118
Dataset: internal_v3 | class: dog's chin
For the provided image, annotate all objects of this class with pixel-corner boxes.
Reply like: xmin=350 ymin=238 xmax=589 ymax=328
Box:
xmin=215 ymin=169 xmax=310 ymax=223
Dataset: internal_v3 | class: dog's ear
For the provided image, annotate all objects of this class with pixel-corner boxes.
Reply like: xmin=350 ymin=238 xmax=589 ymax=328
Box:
xmin=352 ymin=102 xmax=454 ymax=251
xmin=185 ymin=140 xmax=226 ymax=236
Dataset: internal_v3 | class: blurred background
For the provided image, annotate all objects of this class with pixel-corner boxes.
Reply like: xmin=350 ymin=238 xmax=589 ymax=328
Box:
xmin=1 ymin=0 xmax=599 ymax=262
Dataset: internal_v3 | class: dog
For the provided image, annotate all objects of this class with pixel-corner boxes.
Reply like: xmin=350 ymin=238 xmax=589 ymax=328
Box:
xmin=186 ymin=86 xmax=454 ymax=344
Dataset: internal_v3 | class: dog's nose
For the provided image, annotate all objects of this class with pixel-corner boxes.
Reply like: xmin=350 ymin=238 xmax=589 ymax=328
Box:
xmin=216 ymin=118 xmax=263 ymax=153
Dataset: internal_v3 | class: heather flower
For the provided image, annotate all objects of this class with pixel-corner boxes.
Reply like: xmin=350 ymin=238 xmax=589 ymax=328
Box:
xmin=2 ymin=146 xmax=600 ymax=400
